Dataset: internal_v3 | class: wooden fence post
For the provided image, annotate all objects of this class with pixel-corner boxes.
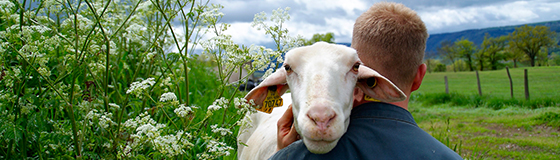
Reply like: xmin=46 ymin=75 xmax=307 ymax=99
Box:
xmin=444 ymin=76 xmax=449 ymax=94
xmin=524 ymin=69 xmax=529 ymax=100
xmin=476 ymin=70 xmax=482 ymax=96
xmin=506 ymin=67 xmax=513 ymax=99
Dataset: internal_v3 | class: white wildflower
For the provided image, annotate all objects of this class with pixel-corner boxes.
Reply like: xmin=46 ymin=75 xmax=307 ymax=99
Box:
xmin=235 ymin=97 xmax=256 ymax=115
xmin=152 ymin=131 xmax=193 ymax=157
xmin=61 ymin=14 xmax=93 ymax=31
xmin=119 ymin=141 xmax=139 ymax=158
xmin=208 ymin=104 xmax=221 ymax=111
xmin=135 ymin=123 xmax=163 ymax=139
xmin=174 ymin=104 xmax=193 ymax=117
xmin=0 ymin=0 xmax=15 ymax=13
xmin=37 ymin=67 xmax=50 ymax=77
xmin=126 ymin=77 xmax=156 ymax=97
xmin=271 ymin=7 xmax=291 ymax=24
xmin=208 ymin=97 xmax=229 ymax=111
xmin=146 ymin=52 xmax=156 ymax=60
xmin=261 ymin=68 xmax=275 ymax=79
xmin=200 ymin=4 xmax=224 ymax=25
xmin=204 ymin=139 xmax=233 ymax=158
xmin=160 ymin=77 xmax=172 ymax=87
xmin=85 ymin=109 xmax=115 ymax=128
xmin=88 ymin=61 xmax=106 ymax=77
xmin=211 ymin=124 xmax=232 ymax=136
xmin=102 ymin=142 xmax=111 ymax=149
xmin=159 ymin=92 xmax=177 ymax=102
xmin=109 ymin=103 xmax=120 ymax=110
xmin=86 ymin=109 xmax=99 ymax=121
xmin=98 ymin=112 xmax=115 ymax=129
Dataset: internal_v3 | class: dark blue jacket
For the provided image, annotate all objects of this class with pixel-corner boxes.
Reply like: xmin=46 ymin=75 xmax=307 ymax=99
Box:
xmin=269 ymin=102 xmax=463 ymax=160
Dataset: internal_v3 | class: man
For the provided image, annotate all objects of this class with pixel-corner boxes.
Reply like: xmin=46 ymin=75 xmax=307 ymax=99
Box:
xmin=270 ymin=2 xmax=463 ymax=159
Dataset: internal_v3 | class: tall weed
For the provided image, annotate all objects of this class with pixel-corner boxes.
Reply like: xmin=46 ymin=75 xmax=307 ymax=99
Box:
xmin=0 ymin=0 xmax=301 ymax=159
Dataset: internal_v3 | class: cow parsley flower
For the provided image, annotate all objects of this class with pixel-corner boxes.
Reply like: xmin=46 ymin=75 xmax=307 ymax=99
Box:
xmin=207 ymin=97 xmax=229 ymax=111
xmin=98 ymin=112 xmax=115 ymax=129
xmin=200 ymin=139 xmax=233 ymax=158
xmin=152 ymin=131 xmax=193 ymax=157
xmin=211 ymin=124 xmax=232 ymax=136
xmin=159 ymin=92 xmax=177 ymax=102
xmin=109 ymin=103 xmax=120 ymax=110
xmin=174 ymin=104 xmax=193 ymax=118
xmin=85 ymin=109 xmax=115 ymax=129
xmin=207 ymin=104 xmax=221 ymax=111
xmin=126 ymin=78 xmax=156 ymax=97
xmin=200 ymin=4 xmax=224 ymax=25
xmin=0 ymin=0 xmax=15 ymax=13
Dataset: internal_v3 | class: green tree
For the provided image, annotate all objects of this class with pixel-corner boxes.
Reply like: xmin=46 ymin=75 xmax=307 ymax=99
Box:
xmin=509 ymin=25 xmax=558 ymax=66
xmin=425 ymin=58 xmax=446 ymax=73
xmin=434 ymin=63 xmax=447 ymax=72
xmin=437 ymin=40 xmax=457 ymax=72
xmin=473 ymin=47 xmax=486 ymax=71
xmin=303 ymin=32 xmax=335 ymax=45
xmin=449 ymin=59 xmax=468 ymax=71
xmin=452 ymin=38 xmax=477 ymax=71
xmin=549 ymin=52 xmax=560 ymax=66
xmin=479 ymin=34 xmax=507 ymax=70
xmin=425 ymin=58 xmax=436 ymax=73
xmin=536 ymin=48 xmax=549 ymax=66
xmin=504 ymin=45 xmax=526 ymax=68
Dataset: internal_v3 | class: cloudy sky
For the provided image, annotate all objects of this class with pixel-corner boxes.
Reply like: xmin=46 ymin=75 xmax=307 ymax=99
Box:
xmin=210 ymin=0 xmax=560 ymax=46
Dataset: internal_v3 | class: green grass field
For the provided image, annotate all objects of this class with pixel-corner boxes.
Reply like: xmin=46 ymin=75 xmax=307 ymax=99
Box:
xmin=411 ymin=66 xmax=560 ymax=159
xmin=417 ymin=66 xmax=560 ymax=99
xmin=411 ymin=104 xmax=560 ymax=159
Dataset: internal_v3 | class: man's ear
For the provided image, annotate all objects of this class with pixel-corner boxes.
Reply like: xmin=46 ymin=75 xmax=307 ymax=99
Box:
xmin=353 ymin=87 xmax=364 ymax=103
xmin=244 ymin=68 xmax=290 ymax=106
xmin=411 ymin=63 xmax=427 ymax=92
xmin=355 ymin=65 xmax=406 ymax=102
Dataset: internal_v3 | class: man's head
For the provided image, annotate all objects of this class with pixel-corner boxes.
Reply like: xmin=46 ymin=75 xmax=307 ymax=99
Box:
xmin=351 ymin=2 xmax=428 ymax=92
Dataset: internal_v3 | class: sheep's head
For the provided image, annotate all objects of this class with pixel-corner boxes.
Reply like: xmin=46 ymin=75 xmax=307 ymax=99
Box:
xmin=245 ymin=42 xmax=406 ymax=154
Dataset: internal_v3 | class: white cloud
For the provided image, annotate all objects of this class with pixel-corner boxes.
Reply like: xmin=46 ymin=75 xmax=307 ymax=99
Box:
xmin=324 ymin=17 xmax=354 ymax=42
xmin=223 ymin=22 xmax=271 ymax=46
xmin=294 ymin=0 xmax=368 ymax=16
xmin=193 ymin=0 xmax=560 ymax=46
xmin=418 ymin=0 xmax=560 ymax=33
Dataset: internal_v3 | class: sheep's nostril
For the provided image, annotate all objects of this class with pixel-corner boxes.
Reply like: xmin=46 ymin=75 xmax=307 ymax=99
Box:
xmin=307 ymin=108 xmax=336 ymax=131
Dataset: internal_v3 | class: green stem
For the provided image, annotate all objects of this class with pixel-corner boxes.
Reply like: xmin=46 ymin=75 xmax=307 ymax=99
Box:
xmin=66 ymin=1 xmax=83 ymax=158
xmin=221 ymin=87 xmax=239 ymax=126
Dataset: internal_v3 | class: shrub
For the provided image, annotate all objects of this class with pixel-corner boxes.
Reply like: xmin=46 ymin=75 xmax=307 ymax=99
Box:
xmin=533 ymin=112 xmax=560 ymax=127
xmin=0 ymin=0 xmax=301 ymax=159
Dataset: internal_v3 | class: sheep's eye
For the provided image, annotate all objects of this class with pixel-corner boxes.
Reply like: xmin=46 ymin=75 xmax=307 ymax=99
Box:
xmin=352 ymin=63 xmax=360 ymax=72
xmin=284 ymin=65 xmax=292 ymax=72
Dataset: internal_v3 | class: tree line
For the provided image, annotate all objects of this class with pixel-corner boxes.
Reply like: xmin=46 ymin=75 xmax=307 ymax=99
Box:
xmin=426 ymin=25 xmax=559 ymax=73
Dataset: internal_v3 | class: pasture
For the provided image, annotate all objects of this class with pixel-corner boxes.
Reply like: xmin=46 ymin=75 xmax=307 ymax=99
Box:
xmin=417 ymin=66 xmax=560 ymax=99
xmin=411 ymin=66 xmax=560 ymax=159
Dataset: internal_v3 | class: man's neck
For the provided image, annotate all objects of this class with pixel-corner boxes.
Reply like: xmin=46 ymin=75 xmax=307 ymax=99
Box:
xmin=389 ymin=99 xmax=408 ymax=110
xmin=353 ymin=96 xmax=409 ymax=110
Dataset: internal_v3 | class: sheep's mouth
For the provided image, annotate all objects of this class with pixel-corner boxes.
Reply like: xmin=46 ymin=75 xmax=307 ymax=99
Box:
xmin=306 ymin=138 xmax=336 ymax=143
xmin=304 ymin=136 xmax=338 ymax=143
xmin=302 ymin=138 xmax=340 ymax=154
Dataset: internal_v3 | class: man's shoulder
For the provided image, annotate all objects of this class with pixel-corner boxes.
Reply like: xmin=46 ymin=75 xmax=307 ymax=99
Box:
xmin=269 ymin=103 xmax=463 ymax=160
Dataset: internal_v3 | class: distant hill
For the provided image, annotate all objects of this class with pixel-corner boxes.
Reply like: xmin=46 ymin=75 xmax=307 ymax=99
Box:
xmin=426 ymin=20 xmax=560 ymax=58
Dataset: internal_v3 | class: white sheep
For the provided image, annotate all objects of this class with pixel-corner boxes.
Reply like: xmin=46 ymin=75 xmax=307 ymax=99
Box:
xmin=238 ymin=42 xmax=406 ymax=160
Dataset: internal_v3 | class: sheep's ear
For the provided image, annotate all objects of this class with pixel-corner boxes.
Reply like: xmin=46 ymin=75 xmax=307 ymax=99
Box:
xmin=355 ymin=65 xmax=406 ymax=102
xmin=244 ymin=68 xmax=290 ymax=107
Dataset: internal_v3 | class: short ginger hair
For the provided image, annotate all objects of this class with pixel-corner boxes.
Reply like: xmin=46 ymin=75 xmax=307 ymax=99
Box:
xmin=351 ymin=2 xmax=428 ymax=90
